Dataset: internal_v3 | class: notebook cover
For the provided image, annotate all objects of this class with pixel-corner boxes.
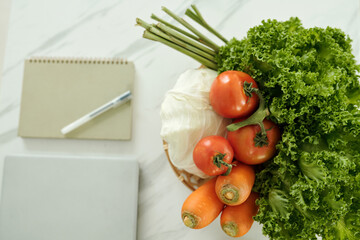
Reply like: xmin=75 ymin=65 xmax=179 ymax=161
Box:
xmin=18 ymin=58 xmax=134 ymax=140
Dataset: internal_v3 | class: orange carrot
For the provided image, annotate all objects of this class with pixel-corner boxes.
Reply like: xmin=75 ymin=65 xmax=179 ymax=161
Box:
xmin=181 ymin=178 xmax=224 ymax=229
xmin=220 ymin=192 xmax=259 ymax=237
xmin=215 ymin=161 xmax=255 ymax=206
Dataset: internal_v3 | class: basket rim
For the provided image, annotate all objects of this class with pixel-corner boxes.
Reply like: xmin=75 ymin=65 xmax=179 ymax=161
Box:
xmin=163 ymin=140 xmax=208 ymax=191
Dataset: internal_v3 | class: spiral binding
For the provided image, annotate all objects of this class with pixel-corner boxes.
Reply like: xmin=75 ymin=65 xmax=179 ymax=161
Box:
xmin=26 ymin=56 xmax=128 ymax=64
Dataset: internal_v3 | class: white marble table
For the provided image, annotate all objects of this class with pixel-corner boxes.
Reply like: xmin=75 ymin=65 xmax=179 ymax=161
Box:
xmin=0 ymin=0 xmax=359 ymax=239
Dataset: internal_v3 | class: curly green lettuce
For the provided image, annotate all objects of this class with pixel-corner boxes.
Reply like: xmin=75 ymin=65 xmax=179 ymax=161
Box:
xmin=216 ymin=18 xmax=360 ymax=240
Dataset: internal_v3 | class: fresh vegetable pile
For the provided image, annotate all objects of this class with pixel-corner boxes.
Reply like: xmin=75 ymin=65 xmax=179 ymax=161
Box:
xmin=181 ymin=70 xmax=280 ymax=237
xmin=220 ymin=18 xmax=360 ymax=240
xmin=137 ymin=5 xmax=360 ymax=240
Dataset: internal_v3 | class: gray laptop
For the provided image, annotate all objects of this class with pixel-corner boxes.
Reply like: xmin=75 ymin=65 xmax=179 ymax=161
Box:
xmin=0 ymin=155 xmax=139 ymax=240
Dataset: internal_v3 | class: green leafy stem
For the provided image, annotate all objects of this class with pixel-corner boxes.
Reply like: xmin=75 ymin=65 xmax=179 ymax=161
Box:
xmin=227 ymin=82 xmax=271 ymax=147
xmin=136 ymin=5 xmax=228 ymax=70
xmin=213 ymin=153 xmax=233 ymax=176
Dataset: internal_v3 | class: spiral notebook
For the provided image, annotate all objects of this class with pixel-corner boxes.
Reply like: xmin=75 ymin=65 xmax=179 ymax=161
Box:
xmin=18 ymin=57 xmax=134 ymax=140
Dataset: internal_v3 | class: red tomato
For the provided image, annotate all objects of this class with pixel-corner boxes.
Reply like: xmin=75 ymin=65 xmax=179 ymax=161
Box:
xmin=227 ymin=119 xmax=281 ymax=165
xmin=193 ymin=136 xmax=234 ymax=176
xmin=210 ymin=71 xmax=259 ymax=119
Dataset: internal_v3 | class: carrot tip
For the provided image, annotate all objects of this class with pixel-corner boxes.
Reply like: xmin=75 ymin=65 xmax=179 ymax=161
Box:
xmin=222 ymin=221 xmax=238 ymax=237
xmin=220 ymin=185 xmax=239 ymax=204
xmin=225 ymin=191 xmax=235 ymax=200
xmin=182 ymin=212 xmax=198 ymax=229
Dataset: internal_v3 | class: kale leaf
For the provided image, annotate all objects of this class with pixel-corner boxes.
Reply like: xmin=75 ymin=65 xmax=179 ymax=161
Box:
xmin=217 ymin=17 xmax=360 ymax=240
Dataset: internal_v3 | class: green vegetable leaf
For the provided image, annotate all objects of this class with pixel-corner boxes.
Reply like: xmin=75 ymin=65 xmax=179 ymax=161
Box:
xmin=217 ymin=17 xmax=360 ymax=240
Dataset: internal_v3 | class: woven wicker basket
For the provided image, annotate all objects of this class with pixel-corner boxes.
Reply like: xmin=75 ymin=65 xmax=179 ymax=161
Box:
xmin=163 ymin=140 xmax=208 ymax=191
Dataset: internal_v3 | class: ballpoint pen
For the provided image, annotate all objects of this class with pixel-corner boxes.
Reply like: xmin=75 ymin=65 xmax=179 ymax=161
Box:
xmin=61 ymin=90 xmax=132 ymax=135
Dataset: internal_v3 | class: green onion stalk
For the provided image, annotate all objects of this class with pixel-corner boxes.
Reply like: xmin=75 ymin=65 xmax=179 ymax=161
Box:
xmin=136 ymin=5 xmax=228 ymax=70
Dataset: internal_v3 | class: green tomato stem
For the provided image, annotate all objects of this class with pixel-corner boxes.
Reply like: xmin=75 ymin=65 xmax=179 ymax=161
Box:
xmin=254 ymin=122 xmax=269 ymax=147
xmin=227 ymin=88 xmax=269 ymax=132
xmin=226 ymin=84 xmax=271 ymax=146
xmin=213 ymin=153 xmax=233 ymax=176
xmin=243 ymin=81 xmax=256 ymax=99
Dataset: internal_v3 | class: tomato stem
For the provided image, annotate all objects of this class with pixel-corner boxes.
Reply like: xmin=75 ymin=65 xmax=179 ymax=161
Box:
xmin=243 ymin=81 xmax=257 ymax=104
xmin=213 ymin=153 xmax=233 ymax=176
xmin=243 ymin=81 xmax=255 ymax=98
xmin=227 ymin=86 xmax=271 ymax=146
xmin=254 ymin=122 xmax=269 ymax=147
xmin=227 ymin=89 xmax=269 ymax=132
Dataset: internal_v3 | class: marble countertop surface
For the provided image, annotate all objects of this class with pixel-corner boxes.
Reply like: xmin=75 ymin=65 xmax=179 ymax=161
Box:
xmin=0 ymin=0 xmax=359 ymax=239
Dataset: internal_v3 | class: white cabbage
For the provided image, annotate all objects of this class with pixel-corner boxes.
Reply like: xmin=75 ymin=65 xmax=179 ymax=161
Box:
xmin=160 ymin=68 xmax=231 ymax=178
